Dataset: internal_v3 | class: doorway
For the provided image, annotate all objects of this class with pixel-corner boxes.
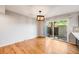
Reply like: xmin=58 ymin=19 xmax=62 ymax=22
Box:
xmin=46 ymin=20 xmax=67 ymax=42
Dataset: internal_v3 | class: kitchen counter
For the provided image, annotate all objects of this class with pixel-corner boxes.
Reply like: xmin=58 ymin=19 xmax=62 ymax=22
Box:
xmin=72 ymin=32 xmax=79 ymax=40
xmin=72 ymin=32 xmax=79 ymax=47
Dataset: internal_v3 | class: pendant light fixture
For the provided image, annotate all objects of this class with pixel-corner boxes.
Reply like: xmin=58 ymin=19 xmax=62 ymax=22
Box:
xmin=37 ymin=10 xmax=45 ymax=21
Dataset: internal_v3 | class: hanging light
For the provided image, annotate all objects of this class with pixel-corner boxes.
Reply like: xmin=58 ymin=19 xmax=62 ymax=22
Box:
xmin=37 ymin=10 xmax=45 ymax=21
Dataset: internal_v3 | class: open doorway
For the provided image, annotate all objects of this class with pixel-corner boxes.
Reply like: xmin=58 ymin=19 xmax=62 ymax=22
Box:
xmin=46 ymin=20 xmax=67 ymax=42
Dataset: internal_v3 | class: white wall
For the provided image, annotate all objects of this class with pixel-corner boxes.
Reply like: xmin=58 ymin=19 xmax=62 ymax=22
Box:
xmin=68 ymin=13 xmax=78 ymax=44
xmin=37 ymin=21 xmax=45 ymax=36
xmin=0 ymin=5 xmax=5 ymax=14
xmin=0 ymin=10 xmax=37 ymax=47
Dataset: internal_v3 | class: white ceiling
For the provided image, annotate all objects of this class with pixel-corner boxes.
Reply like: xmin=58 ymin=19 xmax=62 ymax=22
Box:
xmin=6 ymin=5 xmax=79 ymax=18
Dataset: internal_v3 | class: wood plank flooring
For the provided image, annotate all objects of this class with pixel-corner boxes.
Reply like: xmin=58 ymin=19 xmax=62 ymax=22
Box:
xmin=0 ymin=37 xmax=79 ymax=54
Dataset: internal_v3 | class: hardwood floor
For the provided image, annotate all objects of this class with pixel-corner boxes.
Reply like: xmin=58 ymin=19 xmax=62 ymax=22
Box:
xmin=0 ymin=37 xmax=79 ymax=54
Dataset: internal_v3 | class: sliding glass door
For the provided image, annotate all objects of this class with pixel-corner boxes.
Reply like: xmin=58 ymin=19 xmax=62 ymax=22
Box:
xmin=46 ymin=20 xmax=67 ymax=42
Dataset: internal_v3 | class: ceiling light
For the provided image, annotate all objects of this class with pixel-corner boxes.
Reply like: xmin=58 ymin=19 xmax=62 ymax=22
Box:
xmin=36 ymin=10 xmax=45 ymax=21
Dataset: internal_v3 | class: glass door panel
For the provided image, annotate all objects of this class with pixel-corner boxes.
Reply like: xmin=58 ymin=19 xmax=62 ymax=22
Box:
xmin=46 ymin=20 xmax=67 ymax=42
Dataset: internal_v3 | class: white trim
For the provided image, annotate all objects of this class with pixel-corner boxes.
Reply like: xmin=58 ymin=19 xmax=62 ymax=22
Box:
xmin=0 ymin=35 xmax=37 ymax=47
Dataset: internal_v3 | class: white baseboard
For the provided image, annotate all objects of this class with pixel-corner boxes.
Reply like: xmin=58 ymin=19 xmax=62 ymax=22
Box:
xmin=0 ymin=35 xmax=37 ymax=47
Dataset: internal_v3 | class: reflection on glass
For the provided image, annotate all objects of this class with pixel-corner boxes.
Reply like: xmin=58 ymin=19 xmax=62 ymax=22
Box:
xmin=47 ymin=20 xmax=67 ymax=42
